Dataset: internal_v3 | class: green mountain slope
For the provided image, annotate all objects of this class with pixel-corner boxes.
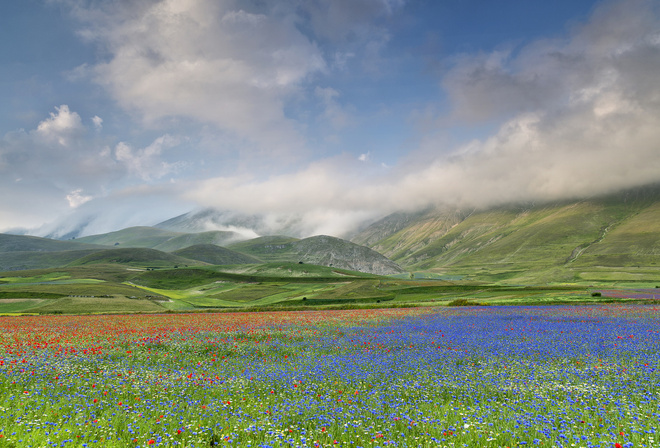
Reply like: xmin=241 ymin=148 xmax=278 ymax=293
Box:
xmin=69 ymin=248 xmax=205 ymax=268
xmin=75 ymin=226 xmax=242 ymax=252
xmin=352 ymin=186 xmax=660 ymax=282
xmin=0 ymin=250 xmax=100 ymax=271
xmin=75 ymin=226 xmax=182 ymax=248
xmin=153 ymin=231 xmax=241 ymax=252
xmin=0 ymin=233 xmax=102 ymax=252
xmin=229 ymin=235 xmax=405 ymax=275
xmin=172 ymin=244 xmax=262 ymax=265
xmin=226 ymin=236 xmax=301 ymax=261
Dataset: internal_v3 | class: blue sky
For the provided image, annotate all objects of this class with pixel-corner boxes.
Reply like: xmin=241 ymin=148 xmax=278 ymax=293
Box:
xmin=1 ymin=0 xmax=659 ymax=238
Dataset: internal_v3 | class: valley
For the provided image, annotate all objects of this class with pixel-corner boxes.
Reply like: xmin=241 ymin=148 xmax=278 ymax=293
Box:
xmin=1 ymin=185 xmax=660 ymax=314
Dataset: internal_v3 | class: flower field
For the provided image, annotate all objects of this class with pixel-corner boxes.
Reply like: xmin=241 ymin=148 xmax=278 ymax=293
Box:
xmin=0 ymin=305 xmax=658 ymax=448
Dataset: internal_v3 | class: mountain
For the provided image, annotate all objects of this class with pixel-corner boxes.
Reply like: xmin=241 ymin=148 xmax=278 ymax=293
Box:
xmin=172 ymin=244 xmax=262 ymax=265
xmin=75 ymin=226 xmax=243 ymax=251
xmin=0 ymin=231 xmax=403 ymax=276
xmin=155 ymin=209 xmax=304 ymax=238
xmin=0 ymin=233 xmax=206 ymax=271
xmin=228 ymin=235 xmax=406 ymax=276
xmin=351 ymin=185 xmax=660 ymax=282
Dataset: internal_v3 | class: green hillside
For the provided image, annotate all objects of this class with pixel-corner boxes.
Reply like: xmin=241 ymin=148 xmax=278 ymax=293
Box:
xmin=0 ymin=233 xmax=102 ymax=252
xmin=68 ymin=247 xmax=205 ymax=268
xmin=0 ymin=249 xmax=100 ymax=271
xmin=228 ymin=235 xmax=405 ymax=275
xmin=75 ymin=226 xmax=183 ymax=248
xmin=172 ymin=244 xmax=262 ymax=265
xmin=353 ymin=187 xmax=660 ymax=283
xmin=153 ymin=231 xmax=241 ymax=252
xmin=226 ymin=236 xmax=300 ymax=261
xmin=75 ymin=226 xmax=242 ymax=252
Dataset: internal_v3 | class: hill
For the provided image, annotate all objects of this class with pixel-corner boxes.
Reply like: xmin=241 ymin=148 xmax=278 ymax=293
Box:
xmin=228 ymin=235 xmax=406 ymax=276
xmin=75 ymin=226 xmax=242 ymax=251
xmin=0 ymin=249 xmax=101 ymax=271
xmin=226 ymin=236 xmax=301 ymax=261
xmin=352 ymin=185 xmax=660 ymax=282
xmin=172 ymin=244 xmax=261 ymax=265
xmin=0 ymin=233 xmax=108 ymax=271
xmin=155 ymin=209 xmax=302 ymax=238
xmin=68 ymin=247 xmax=205 ymax=268
xmin=0 ymin=233 xmax=102 ymax=252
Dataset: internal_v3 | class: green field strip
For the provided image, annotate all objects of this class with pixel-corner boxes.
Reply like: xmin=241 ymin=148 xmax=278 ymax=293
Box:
xmin=0 ymin=299 xmax=47 ymax=313
xmin=127 ymin=283 xmax=192 ymax=300
xmin=0 ymin=272 xmax=71 ymax=283
xmin=0 ymin=278 xmax=106 ymax=287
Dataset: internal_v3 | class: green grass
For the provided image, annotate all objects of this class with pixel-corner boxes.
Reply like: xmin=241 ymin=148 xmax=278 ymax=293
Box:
xmin=0 ymin=261 xmax=656 ymax=315
xmin=29 ymin=296 xmax=167 ymax=314
xmin=0 ymin=299 xmax=46 ymax=313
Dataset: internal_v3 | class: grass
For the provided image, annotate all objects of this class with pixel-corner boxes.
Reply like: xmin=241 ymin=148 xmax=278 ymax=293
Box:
xmin=1 ymin=260 xmax=658 ymax=315
xmin=29 ymin=296 xmax=167 ymax=314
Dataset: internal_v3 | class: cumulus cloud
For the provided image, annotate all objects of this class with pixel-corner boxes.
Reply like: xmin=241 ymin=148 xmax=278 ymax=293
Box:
xmin=35 ymin=105 xmax=85 ymax=147
xmin=57 ymin=0 xmax=407 ymax=156
xmin=63 ymin=0 xmax=328 ymax=156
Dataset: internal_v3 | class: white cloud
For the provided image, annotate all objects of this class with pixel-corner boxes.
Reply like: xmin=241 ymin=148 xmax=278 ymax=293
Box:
xmin=35 ymin=105 xmax=85 ymax=146
xmin=66 ymin=189 xmax=93 ymax=208
xmin=91 ymin=115 xmax=103 ymax=130
xmin=0 ymin=105 xmax=186 ymax=232
xmin=64 ymin=0 xmax=328 ymax=156
xmin=114 ymin=135 xmax=180 ymax=181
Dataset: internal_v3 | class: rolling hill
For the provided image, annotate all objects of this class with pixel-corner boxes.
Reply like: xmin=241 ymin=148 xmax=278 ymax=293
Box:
xmin=228 ymin=235 xmax=406 ymax=276
xmin=0 ymin=233 xmax=102 ymax=252
xmin=75 ymin=226 xmax=243 ymax=251
xmin=172 ymin=244 xmax=262 ymax=265
xmin=68 ymin=247 xmax=206 ymax=268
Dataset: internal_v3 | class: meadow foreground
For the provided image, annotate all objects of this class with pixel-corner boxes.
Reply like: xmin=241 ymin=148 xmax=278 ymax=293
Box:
xmin=0 ymin=305 xmax=658 ymax=447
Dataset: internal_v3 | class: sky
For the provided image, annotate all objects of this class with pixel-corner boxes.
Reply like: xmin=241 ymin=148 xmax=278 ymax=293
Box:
xmin=1 ymin=0 xmax=659 ymax=238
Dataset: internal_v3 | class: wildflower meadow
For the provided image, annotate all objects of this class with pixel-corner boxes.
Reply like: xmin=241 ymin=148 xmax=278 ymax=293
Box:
xmin=0 ymin=305 xmax=658 ymax=448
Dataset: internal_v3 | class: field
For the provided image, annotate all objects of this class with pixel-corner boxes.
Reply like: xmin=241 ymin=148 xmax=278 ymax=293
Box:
xmin=3 ymin=262 xmax=660 ymax=316
xmin=0 ymin=305 xmax=658 ymax=447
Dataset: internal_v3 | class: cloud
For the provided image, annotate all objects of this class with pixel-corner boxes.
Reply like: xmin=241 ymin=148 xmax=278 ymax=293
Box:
xmin=114 ymin=135 xmax=181 ymax=181
xmin=91 ymin=115 xmax=103 ymax=130
xmin=7 ymin=0 xmax=660 ymax=240
xmin=413 ymin=0 xmax=660 ymax=204
xmin=63 ymin=0 xmax=328 ymax=156
xmin=180 ymin=0 xmax=660 ymax=236
xmin=58 ymin=0 xmax=407 ymax=156
xmin=0 ymin=105 xmax=184 ymax=232
xmin=66 ymin=188 xmax=93 ymax=208
xmin=35 ymin=105 xmax=85 ymax=147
